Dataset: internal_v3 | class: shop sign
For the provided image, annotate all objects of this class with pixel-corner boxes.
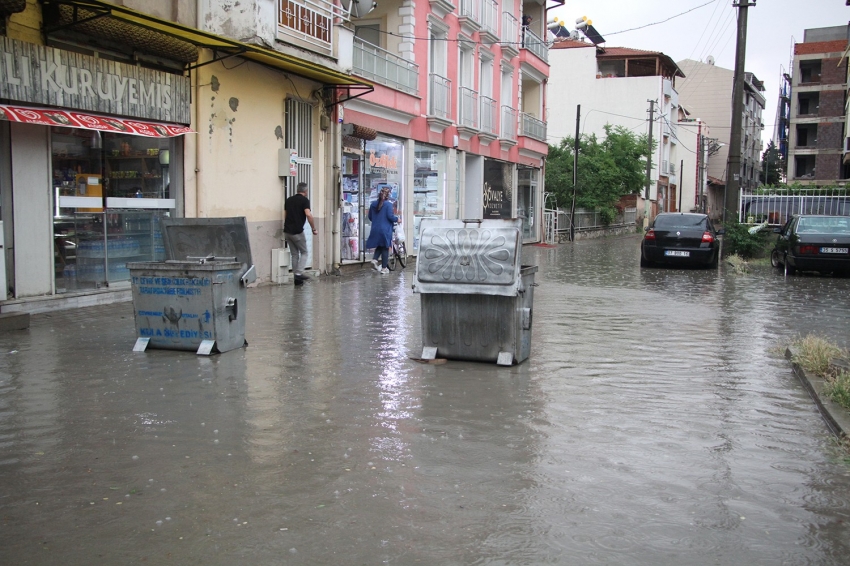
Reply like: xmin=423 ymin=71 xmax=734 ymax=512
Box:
xmin=0 ymin=104 xmax=193 ymax=137
xmin=0 ymin=37 xmax=190 ymax=124
xmin=483 ymin=160 xmax=512 ymax=219
xmin=368 ymin=150 xmax=398 ymax=171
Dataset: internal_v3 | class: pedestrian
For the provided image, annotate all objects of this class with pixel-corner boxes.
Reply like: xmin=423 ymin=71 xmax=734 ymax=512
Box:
xmin=283 ymin=182 xmax=318 ymax=285
xmin=366 ymin=186 xmax=399 ymax=275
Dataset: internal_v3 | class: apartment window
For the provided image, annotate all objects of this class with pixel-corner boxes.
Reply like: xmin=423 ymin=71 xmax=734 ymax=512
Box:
xmin=800 ymin=60 xmax=822 ymax=84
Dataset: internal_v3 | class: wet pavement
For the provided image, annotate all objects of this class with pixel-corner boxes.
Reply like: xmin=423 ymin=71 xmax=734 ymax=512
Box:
xmin=2 ymin=234 xmax=850 ymax=565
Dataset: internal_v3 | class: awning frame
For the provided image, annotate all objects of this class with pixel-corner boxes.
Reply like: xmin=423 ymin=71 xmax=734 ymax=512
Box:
xmin=42 ymin=0 xmax=374 ymax=92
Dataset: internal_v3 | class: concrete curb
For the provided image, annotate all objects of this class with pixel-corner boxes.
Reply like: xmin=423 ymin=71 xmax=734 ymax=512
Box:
xmin=786 ymin=347 xmax=850 ymax=438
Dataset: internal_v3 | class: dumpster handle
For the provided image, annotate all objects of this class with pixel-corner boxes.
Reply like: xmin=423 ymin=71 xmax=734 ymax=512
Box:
xmin=461 ymin=219 xmax=483 ymax=225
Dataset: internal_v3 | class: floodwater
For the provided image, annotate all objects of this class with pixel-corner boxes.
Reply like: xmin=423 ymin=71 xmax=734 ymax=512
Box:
xmin=1 ymin=234 xmax=850 ymax=565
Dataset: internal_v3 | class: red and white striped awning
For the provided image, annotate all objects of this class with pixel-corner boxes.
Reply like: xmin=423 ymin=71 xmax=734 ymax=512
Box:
xmin=0 ymin=104 xmax=193 ymax=137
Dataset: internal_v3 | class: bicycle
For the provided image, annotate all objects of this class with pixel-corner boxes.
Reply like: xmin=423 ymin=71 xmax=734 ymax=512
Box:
xmin=387 ymin=223 xmax=407 ymax=271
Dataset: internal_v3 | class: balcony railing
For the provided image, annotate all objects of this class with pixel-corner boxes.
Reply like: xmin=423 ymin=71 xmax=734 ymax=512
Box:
xmin=479 ymin=95 xmax=497 ymax=136
xmin=459 ymin=86 xmax=479 ymax=129
xmin=278 ymin=0 xmax=343 ymax=53
xmin=353 ymin=38 xmax=419 ymax=95
xmin=459 ymin=0 xmax=481 ymax=25
xmin=502 ymin=12 xmax=519 ymax=55
xmin=429 ymin=73 xmax=452 ymax=120
xmin=480 ymin=0 xmax=498 ymax=37
xmin=501 ymin=105 xmax=517 ymax=141
xmin=521 ymin=28 xmax=548 ymax=63
xmin=520 ymin=112 xmax=546 ymax=142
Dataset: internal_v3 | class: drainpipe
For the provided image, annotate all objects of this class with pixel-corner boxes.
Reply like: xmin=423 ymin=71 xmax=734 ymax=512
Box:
xmin=194 ymin=1 xmax=203 ymax=218
xmin=331 ymin=99 xmax=342 ymax=273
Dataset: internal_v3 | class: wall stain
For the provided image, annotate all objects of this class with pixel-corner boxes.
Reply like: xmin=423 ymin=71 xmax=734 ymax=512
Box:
xmin=210 ymin=76 xmax=220 ymax=92
xmin=229 ymin=97 xmax=239 ymax=112
xmin=274 ymin=126 xmax=283 ymax=140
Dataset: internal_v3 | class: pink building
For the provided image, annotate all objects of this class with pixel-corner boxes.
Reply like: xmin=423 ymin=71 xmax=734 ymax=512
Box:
xmin=340 ymin=0 xmax=551 ymax=258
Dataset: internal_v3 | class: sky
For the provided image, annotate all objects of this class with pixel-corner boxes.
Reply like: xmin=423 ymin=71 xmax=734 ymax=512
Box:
xmin=548 ymin=0 xmax=850 ymax=148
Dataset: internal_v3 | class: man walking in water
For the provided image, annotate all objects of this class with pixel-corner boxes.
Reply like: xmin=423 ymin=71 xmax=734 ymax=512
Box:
xmin=283 ymin=182 xmax=318 ymax=285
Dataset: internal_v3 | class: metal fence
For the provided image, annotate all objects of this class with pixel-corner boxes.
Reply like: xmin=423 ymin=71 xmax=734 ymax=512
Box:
xmin=544 ymin=207 xmax=637 ymax=242
xmin=739 ymin=188 xmax=850 ymax=226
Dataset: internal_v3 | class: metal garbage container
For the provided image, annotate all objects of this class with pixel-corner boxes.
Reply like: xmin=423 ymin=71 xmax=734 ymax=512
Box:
xmin=413 ymin=218 xmax=538 ymax=366
xmin=127 ymin=217 xmax=256 ymax=355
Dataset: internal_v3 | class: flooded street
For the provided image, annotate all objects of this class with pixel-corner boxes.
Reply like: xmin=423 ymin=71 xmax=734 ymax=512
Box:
xmin=2 ymin=234 xmax=850 ymax=565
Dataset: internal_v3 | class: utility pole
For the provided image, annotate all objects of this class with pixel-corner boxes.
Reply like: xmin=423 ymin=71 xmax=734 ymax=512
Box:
xmin=570 ymin=104 xmax=580 ymax=241
xmin=724 ymin=0 xmax=755 ymax=229
xmin=698 ymin=133 xmax=705 ymax=213
xmin=678 ymin=159 xmax=683 ymax=212
xmin=643 ymin=99 xmax=655 ymax=228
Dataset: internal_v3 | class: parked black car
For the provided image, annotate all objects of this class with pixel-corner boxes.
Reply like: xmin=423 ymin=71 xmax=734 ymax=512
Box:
xmin=770 ymin=214 xmax=850 ymax=276
xmin=640 ymin=213 xmax=723 ymax=268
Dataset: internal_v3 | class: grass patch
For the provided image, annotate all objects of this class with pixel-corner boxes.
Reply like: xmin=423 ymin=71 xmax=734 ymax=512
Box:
xmin=725 ymin=254 xmax=750 ymax=274
xmin=789 ymin=334 xmax=850 ymax=410
xmin=824 ymin=372 xmax=850 ymax=409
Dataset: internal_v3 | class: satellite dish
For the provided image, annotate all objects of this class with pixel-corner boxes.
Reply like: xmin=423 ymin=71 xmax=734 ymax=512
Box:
xmin=341 ymin=0 xmax=377 ymax=18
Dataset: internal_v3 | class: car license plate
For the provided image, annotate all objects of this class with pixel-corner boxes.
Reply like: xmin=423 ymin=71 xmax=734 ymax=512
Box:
xmin=820 ymin=247 xmax=848 ymax=254
xmin=665 ymin=250 xmax=690 ymax=257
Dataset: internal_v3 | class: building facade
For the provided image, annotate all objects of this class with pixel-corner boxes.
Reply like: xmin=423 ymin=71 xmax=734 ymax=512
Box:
xmin=783 ymin=25 xmax=848 ymax=186
xmin=676 ymin=57 xmax=765 ymax=219
xmin=548 ymin=40 xmax=684 ymax=223
xmin=339 ymin=0 xmax=549 ymax=259
xmin=0 ymin=0 xmax=369 ymax=312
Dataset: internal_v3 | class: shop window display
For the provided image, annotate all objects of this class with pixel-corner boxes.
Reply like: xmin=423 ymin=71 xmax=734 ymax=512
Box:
xmin=362 ymin=135 xmax=404 ymax=252
xmin=413 ymin=144 xmax=446 ymax=251
xmin=52 ymin=129 xmax=178 ymax=293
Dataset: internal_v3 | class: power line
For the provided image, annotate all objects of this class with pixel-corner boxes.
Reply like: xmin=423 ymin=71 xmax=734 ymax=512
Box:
xmin=605 ymin=0 xmax=719 ymax=36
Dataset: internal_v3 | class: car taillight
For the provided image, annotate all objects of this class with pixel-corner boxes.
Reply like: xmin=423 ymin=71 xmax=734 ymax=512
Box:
xmin=702 ymin=231 xmax=714 ymax=243
xmin=798 ymin=245 xmax=819 ymax=255
xmin=645 ymin=229 xmax=656 ymax=241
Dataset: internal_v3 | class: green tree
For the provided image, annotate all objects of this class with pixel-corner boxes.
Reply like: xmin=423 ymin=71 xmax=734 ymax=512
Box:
xmin=759 ymin=141 xmax=784 ymax=186
xmin=546 ymin=125 xmax=651 ymax=223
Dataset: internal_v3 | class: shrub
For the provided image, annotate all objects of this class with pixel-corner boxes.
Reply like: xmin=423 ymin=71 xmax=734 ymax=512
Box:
xmin=722 ymin=218 xmax=768 ymax=259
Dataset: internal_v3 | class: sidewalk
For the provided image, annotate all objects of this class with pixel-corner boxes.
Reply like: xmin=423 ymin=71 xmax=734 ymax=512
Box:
xmin=786 ymin=347 xmax=850 ymax=438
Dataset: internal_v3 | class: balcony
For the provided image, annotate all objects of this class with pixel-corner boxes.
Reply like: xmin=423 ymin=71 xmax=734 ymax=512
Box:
xmin=427 ymin=73 xmax=452 ymax=130
xmin=500 ymin=105 xmax=517 ymax=145
xmin=479 ymin=95 xmax=498 ymax=142
xmin=458 ymin=86 xmax=479 ymax=134
xmin=278 ymin=0 xmax=343 ymax=55
xmin=353 ymin=38 xmax=419 ymax=95
xmin=520 ymin=112 xmax=546 ymax=142
xmin=480 ymin=0 xmax=499 ymax=43
xmin=521 ymin=28 xmax=548 ymax=64
xmin=501 ymin=12 xmax=519 ymax=58
xmin=458 ymin=0 xmax=481 ymax=32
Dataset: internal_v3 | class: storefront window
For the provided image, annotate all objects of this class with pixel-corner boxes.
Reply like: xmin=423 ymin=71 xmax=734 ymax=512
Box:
xmin=341 ymin=144 xmax=362 ymax=262
xmin=363 ymin=135 xmax=404 ymax=252
xmin=483 ymin=159 xmax=512 ymax=219
xmin=518 ymin=167 xmax=538 ymax=240
xmin=52 ymin=129 xmax=179 ymax=293
xmin=413 ymin=143 xmax=447 ymax=251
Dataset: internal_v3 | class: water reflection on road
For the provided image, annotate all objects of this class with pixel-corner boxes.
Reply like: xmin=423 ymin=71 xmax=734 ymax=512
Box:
xmin=1 ymin=234 xmax=849 ymax=565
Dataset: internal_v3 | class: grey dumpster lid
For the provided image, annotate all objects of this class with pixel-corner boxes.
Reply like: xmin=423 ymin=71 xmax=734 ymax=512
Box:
xmin=413 ymin=218 xmax=525 ymax=296
xmin=160 ymin=217 xmax=255 ymax=282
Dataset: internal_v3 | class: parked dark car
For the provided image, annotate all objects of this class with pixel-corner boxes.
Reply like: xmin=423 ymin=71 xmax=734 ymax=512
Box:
xmin=640 ymin=213 xmax=723 ymax=269
xmin=770 ymin=214 xmax=850 ymax=276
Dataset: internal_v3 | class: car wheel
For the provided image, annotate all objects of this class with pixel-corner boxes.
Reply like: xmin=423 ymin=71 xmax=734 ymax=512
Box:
xmin=784 ymin=256 xmax=797 ymax=276
xmin=770 ymin=249 xmax=782 ymax=269
xmin=640 ymin=255 xmax=652 ymax=268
